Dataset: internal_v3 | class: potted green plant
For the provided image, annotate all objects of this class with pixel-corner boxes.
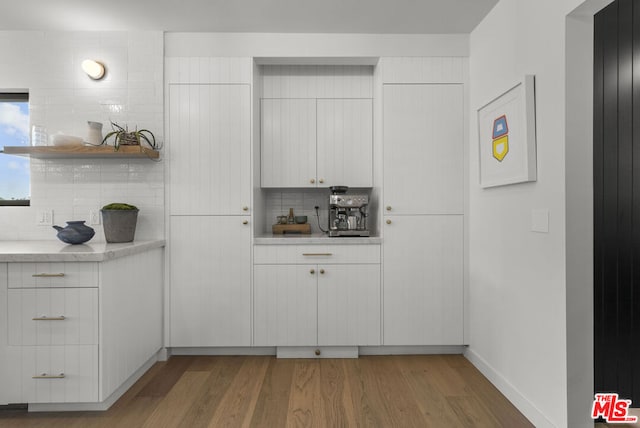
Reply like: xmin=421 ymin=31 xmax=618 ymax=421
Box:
xmin=101 ymin=203 xmax=139 ymax=243
xmin=102 ymin=122 xmax=158 ymax=151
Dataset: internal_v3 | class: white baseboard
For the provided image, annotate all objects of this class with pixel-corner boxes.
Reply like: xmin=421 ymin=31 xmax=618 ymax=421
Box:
xmin=277 ymin=346 xmax=358 ymax=358
xmin=169 ymin=347 xmax=276 ymax=356
xmin=28 ymin=350 xmax=161 ymax=412
xmin=360 ymin=345 xmax=465 ymax=355
xmin=464 ymin=348 xmax=553 ymax=428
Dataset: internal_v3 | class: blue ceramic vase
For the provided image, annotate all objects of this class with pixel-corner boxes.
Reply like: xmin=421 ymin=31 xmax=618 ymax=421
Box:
xmin=53 ymin=221 xmax=95 ymax=245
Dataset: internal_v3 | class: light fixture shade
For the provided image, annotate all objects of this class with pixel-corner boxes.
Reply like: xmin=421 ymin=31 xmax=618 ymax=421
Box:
xmin=82 ymin=59 xmax=105 ymax=80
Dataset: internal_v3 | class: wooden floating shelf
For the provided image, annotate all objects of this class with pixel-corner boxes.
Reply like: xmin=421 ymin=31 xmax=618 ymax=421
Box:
xmin=2 ymin=145 xmax=160 ymax=159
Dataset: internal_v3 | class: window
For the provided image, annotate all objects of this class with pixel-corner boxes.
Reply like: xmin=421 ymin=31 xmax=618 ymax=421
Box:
xmin=0 ymin=92 xmax=30 ymax=206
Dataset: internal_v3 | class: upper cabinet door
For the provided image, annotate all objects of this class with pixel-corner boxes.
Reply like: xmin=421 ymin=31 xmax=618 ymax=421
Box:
xmin=383 ymin=84 xmax=463 ymax=215
xmin=169 ymin=84 xmax=251 ymax=215
xmin=261 ymin=99 xmax=317 ymax=188
xmin=317 ymin=99 xmax=373 ymax=188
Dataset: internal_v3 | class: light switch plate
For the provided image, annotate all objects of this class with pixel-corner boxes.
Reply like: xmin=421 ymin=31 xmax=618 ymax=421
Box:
xmin=531 ymin=209 xmax=549 ymax=233
xmin=36 ymin=209 xmax=53 ymax=226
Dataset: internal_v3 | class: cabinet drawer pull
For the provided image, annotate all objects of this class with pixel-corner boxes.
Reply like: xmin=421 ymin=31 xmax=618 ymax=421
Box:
xmin=320 ymin=269 xmax=325 ymax=274
xmin=33 ymin=373 xmax=65 ymax=379
xmin=242 ymin=220 xmax=249 ymax=225
xmin=32 ymin=316 xmax=66 ymax=321
xmin=242 ymin=206 xmax=249 ymax=211
xmin=32 ymin=273 xmax=65 ymax=278
xmin=310 ymin=269 xmax=315 ymax=274
xmin=310 ymin=178 xmax=316 ymax=184
xmin=302 ymin=253 xmax=333 ymax=256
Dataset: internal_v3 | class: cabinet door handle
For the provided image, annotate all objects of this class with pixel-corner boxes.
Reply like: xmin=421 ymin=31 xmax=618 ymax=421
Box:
xmin=302 ymin=253 xmax=333 ymax=256
xmin=319 ymin=269 xmax=325 ymax=274
xmin=32 ymin=273 xmax=65 ymax=278
xmin=32 ymin=373 xmax=65 ymax=379
xmin=310 ymin=178 xmax=316 ymax=184
xmin=310 ymin=269 xmax=315 ymax=274
xmin=386 ymin=206 xmax=392 ymax=211
xmin=32 ymin=316 xmax=66 ymax=321
xmin=242 ymin=206 xmax=249 ymax=211
xmin=242 ymin=220 xmax=249 ymax=225
xmin=386 ymin=219 xmax=392 ymax=224
xmin=319 ymin=178 xmax=324 ymax=184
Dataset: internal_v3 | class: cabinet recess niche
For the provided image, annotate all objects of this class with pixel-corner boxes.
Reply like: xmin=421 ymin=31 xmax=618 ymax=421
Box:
xmin=260 ymin=65 xmax=374 ymax=188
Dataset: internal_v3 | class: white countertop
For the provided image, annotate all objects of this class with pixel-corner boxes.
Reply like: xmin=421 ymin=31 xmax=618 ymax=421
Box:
xmin=254 ymin=233 xmax=381 ymax=245
xmin=0 ymin=240 xmax=165 ymax=262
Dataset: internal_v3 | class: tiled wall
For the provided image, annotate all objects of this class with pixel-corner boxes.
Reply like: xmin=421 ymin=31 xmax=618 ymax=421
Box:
xmin=0 ymin=31 xmax=164 ymax=241
xmin=264 ymin=189 xmax=330 ymax=234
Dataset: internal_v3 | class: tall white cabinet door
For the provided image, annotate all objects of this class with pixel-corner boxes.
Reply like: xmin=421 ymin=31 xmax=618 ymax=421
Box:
xmin=261 ymin=99 xmax=317 ymax=188
xmin=170 ymin=216 xmax=251 ymax=346
xmin=317 ymin=264 xmax=380 ymax=346
xmin=383 ymin=84 xmax=464 ymax=215
xmin=383 ymin=215 xmax=463 ymax=345
xmin=253 ymin=264 xmax=317 ymax=346
xmin=169 ymin=84 xmax=251 ymax=215
xmin=317 ymin=99 xmax=373 ymax=187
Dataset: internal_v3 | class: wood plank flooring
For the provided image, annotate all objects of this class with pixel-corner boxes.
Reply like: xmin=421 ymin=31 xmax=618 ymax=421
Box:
xmin=0 ymin=355 xmax=533 ymax=427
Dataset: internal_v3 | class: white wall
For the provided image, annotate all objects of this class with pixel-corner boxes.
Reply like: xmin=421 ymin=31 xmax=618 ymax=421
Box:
xmin=164 ymin=32 xmax=468 ymax=58
xmin=467 ymin=0 xmax=602 ymax=427
xmin=0 ymin=31 xmax=164 ymax=242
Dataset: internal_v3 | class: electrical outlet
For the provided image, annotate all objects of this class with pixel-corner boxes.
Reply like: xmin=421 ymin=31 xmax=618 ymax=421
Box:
xmin=89 ymin=209 xmax=101 ymax=225
xmin=36 ymin=209 xmax=53 ymax=226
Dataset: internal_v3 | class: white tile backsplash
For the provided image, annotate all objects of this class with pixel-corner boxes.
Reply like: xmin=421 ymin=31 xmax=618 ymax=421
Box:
xmin=0 ymin=31 xmax=164 ymax=242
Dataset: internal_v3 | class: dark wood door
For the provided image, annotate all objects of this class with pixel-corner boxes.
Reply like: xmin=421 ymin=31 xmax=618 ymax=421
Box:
xmin=594 ymin=0 xmax=640 ymax=402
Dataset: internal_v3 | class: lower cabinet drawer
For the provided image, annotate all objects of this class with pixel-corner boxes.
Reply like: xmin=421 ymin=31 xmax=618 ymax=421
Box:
xmin=8 ymin=262 xmax=99 ymax=289
xmin=8 ymin=288 xmax=98 ymax=346
xmin=7 ymin=345 xmax=99 ymax=403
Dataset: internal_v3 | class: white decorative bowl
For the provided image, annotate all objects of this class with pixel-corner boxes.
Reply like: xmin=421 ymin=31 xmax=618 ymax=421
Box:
xmin=50 ymin=133 xmax=84 ymax=147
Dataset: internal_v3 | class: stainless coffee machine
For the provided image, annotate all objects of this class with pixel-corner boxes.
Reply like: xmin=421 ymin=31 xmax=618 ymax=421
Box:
xmin=328 ymin=186 xmax=370 ymax=237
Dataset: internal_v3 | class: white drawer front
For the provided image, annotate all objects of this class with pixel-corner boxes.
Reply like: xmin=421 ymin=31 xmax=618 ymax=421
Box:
xmin=8 ymin=288 xmax=98 ymax=346
xmin=7 ymin=345 xmax=99 ymax=403
xmin=253 ymin=244 xmax=380 ymax=264
xmin=8 ymin=262 xmax=99 ymax=289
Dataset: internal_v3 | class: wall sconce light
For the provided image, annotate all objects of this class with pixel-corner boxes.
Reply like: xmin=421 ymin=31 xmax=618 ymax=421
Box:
xmin=81 ymin=59 xmax=105 ymax=80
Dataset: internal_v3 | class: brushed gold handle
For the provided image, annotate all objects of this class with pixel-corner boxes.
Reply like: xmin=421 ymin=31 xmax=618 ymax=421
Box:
xmin=242 ymin=220 xmax=249 ymax=225
xmin=302 ymin=253 xmax=333 ymax=256
xmin=32 ymin=316 xmax=66 ymax=321
xmin=319 ymin=178 xmax=324 ymax=184
xmin=32 ymin=273 xmax=65 ymax=278
xmin=386 ymin=219 xmax=392 ymax=224
xmin=319 ymin=269 xmax=325 ymax=274
xmin=310 ymin=178 xmax=316 ymax=184
xmin=33 ymin=373 xmax=65 ymax=379
xmin=242 ymin=206 xmax=249 ymax=211
xmin=386 ymin=206 xmax=392 ymax=211
xmin=315 ymin=349 xmax=321 ymax=356
xmin=310 ymin=269 xmax=315 ymax=274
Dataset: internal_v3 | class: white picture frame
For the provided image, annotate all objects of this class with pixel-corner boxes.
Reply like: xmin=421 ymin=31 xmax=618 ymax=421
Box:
xmin=477 ymin=75 xmax=537 ymax=188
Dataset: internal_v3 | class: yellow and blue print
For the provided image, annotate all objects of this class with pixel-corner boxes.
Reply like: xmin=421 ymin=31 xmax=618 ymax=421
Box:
xmin=492 ymin=115 xmax=509 ymax=162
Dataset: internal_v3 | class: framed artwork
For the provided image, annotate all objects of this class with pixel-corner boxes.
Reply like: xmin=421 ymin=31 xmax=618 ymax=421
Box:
xmin=477 ymin=75 xmax=537 ymax=188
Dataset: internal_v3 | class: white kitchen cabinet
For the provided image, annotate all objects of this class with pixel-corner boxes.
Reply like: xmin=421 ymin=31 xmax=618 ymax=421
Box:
xmin=261 ymin=98 xmax=317 ymax=188
xmin=316 ymin=99 xmax=373 ymax=188
xmin=383 ymin=216 xmax=463 ymax=345
xmin=1 ymin=248 xmax=163 ymax=407
xmin=253 ymin=264 xmax=317 ymax=346
xmin=261 ymin=98 xmax=373 ymax=188
xmin=383 ymin=84 xmax=463 ymax=215
xmin=253 ymin=244 xmax=380 ymax=348
xmin=169 ymin=84 xmax=251 ymax=215
xmin=170 ymin=216 xmax=251 ymax=347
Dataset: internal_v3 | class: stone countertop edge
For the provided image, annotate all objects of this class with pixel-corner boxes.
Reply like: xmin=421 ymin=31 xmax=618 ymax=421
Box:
xmin=0 ymin=240 xmax=166 ymax=262
xmin=253 ymin=234 xmax=382 ymax=245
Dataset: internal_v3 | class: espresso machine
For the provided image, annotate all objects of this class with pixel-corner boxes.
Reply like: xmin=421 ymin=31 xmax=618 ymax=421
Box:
xmin=328 ymin=186 xmax=370 ymax=237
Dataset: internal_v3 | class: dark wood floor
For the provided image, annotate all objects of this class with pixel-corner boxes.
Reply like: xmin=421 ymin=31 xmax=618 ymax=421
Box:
xmin=0 ymin=354 xmax=533 ymax=427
